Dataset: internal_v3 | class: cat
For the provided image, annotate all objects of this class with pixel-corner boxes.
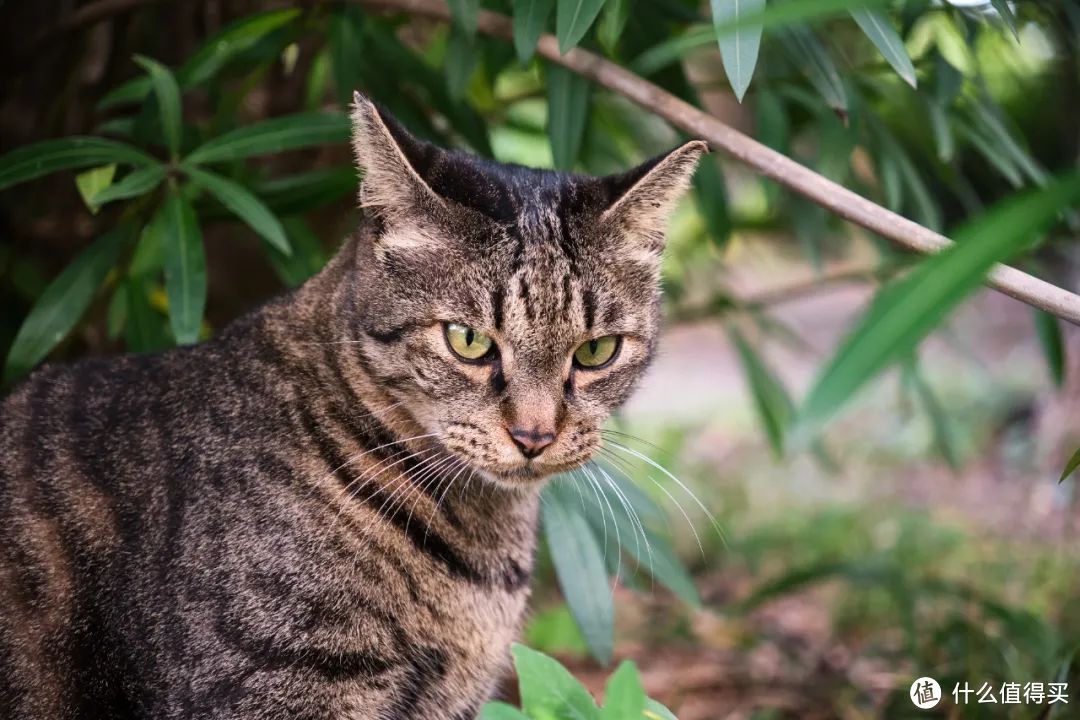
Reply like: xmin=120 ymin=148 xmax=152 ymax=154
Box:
xmin=0 ymin=92 xmax=705 ymax=719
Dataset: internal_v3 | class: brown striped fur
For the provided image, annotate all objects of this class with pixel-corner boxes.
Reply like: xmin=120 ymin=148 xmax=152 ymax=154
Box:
xmin=0 ymin=95 xmax=705 ymax=719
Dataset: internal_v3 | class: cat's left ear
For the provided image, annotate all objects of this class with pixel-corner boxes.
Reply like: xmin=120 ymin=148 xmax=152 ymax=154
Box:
xmin=600 ymin=140 xmax=709 ymax=255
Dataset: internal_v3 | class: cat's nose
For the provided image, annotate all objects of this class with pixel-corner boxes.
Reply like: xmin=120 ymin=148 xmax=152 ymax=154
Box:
xmin=509 ymin=427 xmax=556 ymax=459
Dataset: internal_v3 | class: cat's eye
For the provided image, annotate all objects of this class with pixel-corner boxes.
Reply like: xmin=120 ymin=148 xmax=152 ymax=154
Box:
xmin=445 ymin=323 xmax=495 ymax=361
xmin=573 ymin=335 xmax=620 ymax=369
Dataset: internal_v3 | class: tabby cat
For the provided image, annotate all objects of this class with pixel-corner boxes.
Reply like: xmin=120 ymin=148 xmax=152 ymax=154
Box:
xmin=0 ymin=93 xmax=705 ymax=719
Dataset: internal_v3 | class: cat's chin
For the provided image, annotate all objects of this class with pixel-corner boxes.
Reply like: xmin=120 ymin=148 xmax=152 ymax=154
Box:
xmin=475 ymin=459 xmax=589 ymax=490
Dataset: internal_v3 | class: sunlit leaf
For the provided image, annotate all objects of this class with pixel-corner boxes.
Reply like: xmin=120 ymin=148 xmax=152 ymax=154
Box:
xmin=478 ymin=702 xmax=531 ymax=720
xmin=512 ymin=644 xmax=601 ymax=719
xmin=798 ymin=173 xmax=1080 ymax=435
xmin=644 ymin=699 xmax=679 ymax=720
xmin=184 ymin=166 xmax=290 ymax=255
xmin=850 ymin=9 xmax=916 ymax=87
xmin=711 ymin=0 xmax=764 ymax=102
xmin=134 ymin=55 xmax=183 ymax=157
xmin=0 ymin=137 xmax=154 ymax=191
xmin=1033 ymin=309 xmax=1066 ymax=388
xmin=156 ymin=188 xmax=206 ymax=345
xmin=3 ymin=226 xmax=129 ymax=383
xmin=542 ymin=482 xmax=614 ymax=665
xmin=1062 ymin=447 xmax=1080 ymax=484
xmin=74 ymin=164 xmax=117 ymax=214
xmin=556 ymin=0 xmax=606 ymax=54
xmin=185 ymin=113 xmax=350 ymax=164
xmin=92 ymin=165 xmax=168 ymax=207
xmin=602 ymin=661 xmax=645 ymax=719
xmin=547 ymin=64 xmax=591 ymax=170
xmin=513 ymin=0 xmax=555 ymax=62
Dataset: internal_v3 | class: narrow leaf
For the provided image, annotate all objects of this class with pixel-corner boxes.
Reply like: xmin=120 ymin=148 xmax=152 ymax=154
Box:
xmin=730 ymin=327 xmax=795 ymax=457
xmin=0 ymin=137 xmax=154 ymax=191
xmin=1061 ymin=447 xmax=1080 ymax=484
xmin=185 ymin=113 xmax=350 ymax=164
xmin=694 ymin=156 xmax=731 ymax=247
xmin=598 ymin=0 xmax=634 ymax=54
xmin=512 ymin=644 xmax=601 ymax=719
xmin=602 ymin=661 xmax=645 ymax=720
xmin=556 ymin=0 xmax=606 ymax=54
xmin=711 ymin=0 xmax=765 ymax=102
xmin=445 ymin=26 xmax=478 ymax=101
xmin=3 ymin=227 xmax=128 ymax=383
xmin=644 ymin=699 xmax=679 ymax=720
xmin=543 ymin=482 xmax=615 ymax=665
xmin=184 ymin=167 xmax=290 ymax=255
xmin=546 ymin=64 xmax=591 ymax=170
xmin=157 ymin=188 xmax=206 ymax=345
xmin=781 ymin=27 xmax=847 ymax=113
xmin=182 ymin=9 xmax=301 ymax=87
xmin=798 ymin=173 xmax=1080 ymax=434
xmin=92 ymin=164 xmax=168 ymax=207
xmin=1033 ymin=309 xmax=1066 ymax=387
xmin=850 ymin=9 xmax=916 ymax=87
xmin=904 ymin=359 xmax=961 ymax=471
xmin=514 ymin=0 xmax=555 ymax=62
xmin=447 ymin=0 xmax=480 ymax=37
xmin=134 ymin=56 xmax=183 ymax=157
xmin=989 ymin=0 xmax=1019 ymax=39
xmin=75 ymin=164 xmax=117 ymax=214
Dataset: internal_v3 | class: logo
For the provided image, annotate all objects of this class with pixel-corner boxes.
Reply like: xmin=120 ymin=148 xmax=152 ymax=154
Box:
xmin=911 ymin=677 xmax=942 ymax=709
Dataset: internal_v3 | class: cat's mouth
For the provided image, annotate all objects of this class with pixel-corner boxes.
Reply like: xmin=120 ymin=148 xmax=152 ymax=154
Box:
xmin=473 ymin=456 xmax=593 ymax=486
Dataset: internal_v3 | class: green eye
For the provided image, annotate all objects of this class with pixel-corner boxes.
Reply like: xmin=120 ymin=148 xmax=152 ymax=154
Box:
xmin=445 ymin=323 xmax=494 ymax=361
xmin=573 ymin=336 xmax=620 ymax=369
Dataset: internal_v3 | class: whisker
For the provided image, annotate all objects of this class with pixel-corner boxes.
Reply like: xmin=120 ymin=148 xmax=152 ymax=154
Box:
xmin=591 ymin=461 xmax=653 ymax=583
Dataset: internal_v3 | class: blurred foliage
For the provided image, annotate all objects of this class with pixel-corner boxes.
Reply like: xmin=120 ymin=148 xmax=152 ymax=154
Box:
xmin=2 ymin=0 xmax=1080 ymax=706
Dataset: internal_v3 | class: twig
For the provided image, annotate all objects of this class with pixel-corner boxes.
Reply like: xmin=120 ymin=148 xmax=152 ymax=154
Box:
xmin=361 ymin=0 xmax=1080 ymax=326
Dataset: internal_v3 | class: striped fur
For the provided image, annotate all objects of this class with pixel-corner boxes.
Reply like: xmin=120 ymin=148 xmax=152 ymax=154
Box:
xmin=0 ymin=96 xmax=705 ymax=719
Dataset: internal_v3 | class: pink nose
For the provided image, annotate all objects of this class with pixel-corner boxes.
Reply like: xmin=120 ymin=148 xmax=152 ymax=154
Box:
xmin=509 ymin=427 xmax=556 ymax=459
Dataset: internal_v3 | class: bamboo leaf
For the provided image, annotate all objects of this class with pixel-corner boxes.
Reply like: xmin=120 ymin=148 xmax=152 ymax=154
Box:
xmin=184 ymin=167 xmax=290 ymax=255
xmin=850 ymin=9 xmax=916 ymax=87
xmin=989 ymin=0 xmax=1019 ymax=39
xmin=1034 ymin=309 xmax=1066 ymax=387
xmin=91 ymin=164 xmax=168 ymax=207
xmin=904 ymin=359 xmax=961 ymax=471
xmin=797 ymin=173 xmax=1080 ymax=435
xmin=711 ymin=0 xmax=765 ymax=102
xmin=134 ymin=55 xmax=183 ymax=157
xmin=542 ymin=482 xmax=615 ymax=665
xmin=781 ymin=27 xmax=847 ymax=113
xmin=3 ymin=227 xmax=129 ymax=383
xmin=185 ymin=113 xmax=350 ymax=164
xmin=1061 ymin=447 xmax=1080 ymax=484
xmin=513 ymin=0 xmax=555 ymax=62
xmin=730 ymin=328 xmax=795 ymax=457
xmin=556 ymin=0 xmax=606 ymax=54
xmin=157 ymin=188 xmax=207 ymax=345
xmin=0 ymin=137 xmax=154 ymax=191
xmin=546 ymin=64 xmax=591 ymax=170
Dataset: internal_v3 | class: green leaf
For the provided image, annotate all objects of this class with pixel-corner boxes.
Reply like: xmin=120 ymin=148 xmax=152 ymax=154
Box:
xmin=543 ymin=482 xmax=615 ymax=665
xmin=598 ymin=0 xmax=634 ymax=54
xmin=479 ymin=702 xmax=531 ymax=720
xmin=447 ymin=0 xmax=480 ymax=37
xmin=711 ymin=0 xmax=765 ymax=102
xmin=850 ymin=9 xmax=916 ymax=87
xmin=1034 ymin=309 xmax=1066 ymax=388
xmin=134 ymin=55 xmax=183 ymax=157
xmin=184 ymin=166 xmax=290 ymax=256
xmin=602 ymin=661 xmax=645 ymax=719
xmin=904 ymin=359 xmax=961 ymax=471
xmin=514 ymin=0 xmax=555 ymax=62
xmin=0 ymin=137 xmax=154 ymax=192
xmin=556 ymin=0 xmax=606 ymax=54
xmin=185 ymin=113 xmax=350 ymax=165
xmin=547 ymin=64 xmax=591 ymax=170
xmin=123 ymin=277 xmax=172 ymax=353
xmin=730 ymin=327 xmax=794 ymax=457
xmin=182 ymin=9 xmax=301 ymax=87
xmin=157 ymin=188 xmax=206 ymax=345
xmin=797 ymin=172 xmax=1080 ymax=435
xmin=781 ymin=27 xmax=847 ymax=113
xmin=91 ymin=164 xmax=168 ymax=207
xmin=3 ymin=227 xmax=129 ymax=383
xmin=512 ymin=644 xmax=601 ymax=720
xmin=989 ymin=0 xmax=1019 ymax=39
xmin=74 ymin=164 xmax=117 ymax=214
xmin=249 ymin=166 xmax=356 ymax=216
xmin=1061 ymin=447 xmax=1080 ymax=484
xmin=927 ymin=101 xmax=954 ymax=162
xmin=445 ymin=26 xmax=479 ymax=101
xmin=267 ymin=217 xmax=328 ymax=287
xmin=694 ymin=156 xmax=731 ymax=247
xmin=643 ymin=699 xmax=679 ymax=720
xmin=99 ymin=77 xmax=154 ymax=109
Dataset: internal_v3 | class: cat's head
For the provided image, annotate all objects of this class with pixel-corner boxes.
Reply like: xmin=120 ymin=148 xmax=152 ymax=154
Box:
xmin=348 ymin=93 xmax=705 ymax=488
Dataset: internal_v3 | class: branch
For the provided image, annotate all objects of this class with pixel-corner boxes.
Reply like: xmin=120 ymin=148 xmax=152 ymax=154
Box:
xmin=363 ymin=0 xmax=1080 ymax=326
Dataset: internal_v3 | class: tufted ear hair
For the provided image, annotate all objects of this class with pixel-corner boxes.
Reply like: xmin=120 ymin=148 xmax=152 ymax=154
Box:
xmin=600 ymin=140 xmax=709 ymax=256
xmin=350 ymin=92 xmax=446 ymax=225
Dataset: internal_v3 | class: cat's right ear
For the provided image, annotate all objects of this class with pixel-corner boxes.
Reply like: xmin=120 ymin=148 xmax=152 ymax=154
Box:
xmin=350 ymin=92 xmax=445 ymax=225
